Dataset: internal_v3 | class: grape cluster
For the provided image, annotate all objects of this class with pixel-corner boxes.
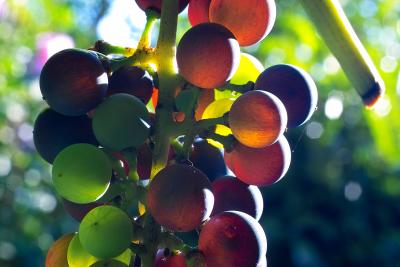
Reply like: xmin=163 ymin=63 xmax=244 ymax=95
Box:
xmin=41 ymin=1 xmax=317 ymax=267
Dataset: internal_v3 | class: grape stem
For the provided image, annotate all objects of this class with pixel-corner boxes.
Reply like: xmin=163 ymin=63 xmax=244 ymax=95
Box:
xmin=137 ymin=10 xmax=160 ymax=49
xmin=216 ymin=81 xmax=255 ymax=94
xmin=91 ymin=40 xmax=136 ymax=56
xmin=299 ymin=0 xmax=385 ymax=107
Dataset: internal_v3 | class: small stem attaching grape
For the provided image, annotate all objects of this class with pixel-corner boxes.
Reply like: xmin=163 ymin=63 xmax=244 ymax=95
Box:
xmin=137 ymin=10 xmax=160 ymax=50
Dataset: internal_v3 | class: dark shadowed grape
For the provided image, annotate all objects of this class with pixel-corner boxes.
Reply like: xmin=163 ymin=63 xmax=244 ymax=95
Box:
xmin=92 ymin=93 xmax=150 ymax=151
xmin=190 ymin=139 xmax=228 ymax=182
xmin=108 ymin=66 xmax=154 ymax=104
xmin=62 ymin=198 xmax=102 ymax=222
xmin=199 ymin=211 xmax=267 ymax=267
xmin=188 ymin=0 xmax=211 ymax=26
xmin=255 ymin=64 xmax=318 ymax=128
xmin=209 ymin=0 xmax=276 ymax=46
xmin=177 ymin=23 xmax=240 ymax=89
xmin=147 ymin=164 xmax=214 ymax=231
xmin=229 ymin=90 xmax=287 ymax=148
xmin=224 ymin=136 xmax=291 ymax=186
xmin=211 ymin=176 xmax=263 ymax=220
xmin=45 ymin=233 xmax=74 ymax=267
xmin=155 ymin=249 xmax=187 ymax=267
xmin=33 ymin=108 xmax=98 ymax=163
xmin=135 ymin=0 xmax=189 ymax=13
xmin=40 ymin=48 xmax=108 ymax=116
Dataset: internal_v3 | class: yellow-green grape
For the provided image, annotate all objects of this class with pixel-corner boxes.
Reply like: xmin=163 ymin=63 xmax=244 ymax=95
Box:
xmin=202 ymin=98 xmax=235 ymax=148
xmin=230 ymin=53 xmax=264 ymax=85
xmin=92 ymin=93 xmax=151 ymax=151
xmin=215 ymin=53 xmax=263 ymax=100
xmin=90 ymin=259 xmax=129 ymax=267
xmin=79 ymin=205 xmax=133 ymax=259
xmin=45 ymin=233 xmax=74 ymax=267
xmin=52 ymin=144 xmax=112 ymax=204
xmin=67 ymin=234 xmax=131 ymax=267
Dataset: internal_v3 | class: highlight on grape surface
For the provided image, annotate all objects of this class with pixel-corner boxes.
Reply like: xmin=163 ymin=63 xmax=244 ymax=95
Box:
xmin=36 ymin=0 xmax=382 ymax=266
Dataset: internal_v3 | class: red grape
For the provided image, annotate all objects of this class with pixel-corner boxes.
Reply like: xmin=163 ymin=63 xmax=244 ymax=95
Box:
xmin=188 ymin=0 xmax=211 ymax=26
xmin=147 ymin=164 xmax=214 ymax=231
xmin=255 ymin=64 xmax=318 ymax=128
xmin=209 ymin=0 xmax=276 ymax=46
xmin=40 ymin=48 xmax=108 ymax=116
xmin=199 ymin=211 xmax=267 ymax=267
xmin=229 ymin=90 xmax=287 ymax=148
xmin=45 ymin=233 xmax=74 ymax=267
xmin=155 ymin=249 xmax=187 ymax=267
xmin=108 ymin=66 xmax=154 ymax=104
xmin=224 ymin=136 xmax=291 ymax=186
xmin=211 ymin=176 xmax=263 ymax=220
xmin=177 ymin=23 xmax=240 ymax=89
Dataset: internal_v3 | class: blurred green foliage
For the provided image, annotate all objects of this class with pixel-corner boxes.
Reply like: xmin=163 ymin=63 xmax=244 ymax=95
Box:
xmin=0 ymin=0 xmax=399 ymax=266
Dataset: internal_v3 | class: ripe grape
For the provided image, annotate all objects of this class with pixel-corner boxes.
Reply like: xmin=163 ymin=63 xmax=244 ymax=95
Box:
xmin=229 ymin=90 xmax=287 ymax=148
xmin=255 ymin=64 xmax=318 ymax=128
xmin=52 ymin=144 xmax=112 ymax=204
xmin=190 ymin=139 xmax=228 ymax=182
xmin=188 ymin=0 xmax=211 ymax=26
xmin=67 ymin=234 xmax=131 ymax=267
xmin=33 ymin=108 xmax=98 ymax=163
xmin=92 ymin=93 xmax=151 ymax=151
xmin=202 ymin=98 xmax=234 ymax=148
xmin=155 ymin=249 xmax=187 ymax=267
xmin=108 ymin=66 xmax=153 ymax=104
xmin=211 ymin=176 xmax=263 ymax=220
xmin=198 ymin=211 xmax=267 ymax=267
xmin=209 ymin=0 xmax=276 ymax=46
xmin=224 ymin=136 xmax=291 ymax=186
xmin=147 ymin=164 xmax=214 ymax=231
xmin=40 ymin=48 xmax=108 ymax=116
xmin=79 ymin=205 xmax=133 ymax=259
xmin=177 ymin=23 xmax=240 ymax=89
xmin=62 ymin=199 xmax=101 ymax=222
xmin=195 ymin=89 xmax=215 ymax=121
xmin=45 ymin=233 xmax=74 ymax=267
xmin=135 ymin=0 xmax=189 ymax=13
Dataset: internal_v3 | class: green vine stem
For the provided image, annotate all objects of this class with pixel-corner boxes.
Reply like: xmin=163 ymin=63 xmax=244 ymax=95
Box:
xmin=92 ymin=40 xmax=136 ymax=56
xmin=216 ymin=81 xmax=255 ymax=94
xmin=137 ymin=10 xmax=160 ymax=49
xmin=299 ymin=0 xmax=385 ymax=108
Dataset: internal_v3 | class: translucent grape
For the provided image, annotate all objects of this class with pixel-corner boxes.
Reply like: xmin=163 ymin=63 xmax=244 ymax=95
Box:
xmin=230 ymin=53 xmax=264 ymax=85
xmin=45 ymin=233 xmax=74 ymax=267
xmin=52 ymin=144 xmax=112 ymax=204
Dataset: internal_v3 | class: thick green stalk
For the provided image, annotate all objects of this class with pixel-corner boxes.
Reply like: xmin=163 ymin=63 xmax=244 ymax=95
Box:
xmin=299 ymin=0 xmax=385 ymax=107
xmin=151 ymin=0 xmax=180 ymax=177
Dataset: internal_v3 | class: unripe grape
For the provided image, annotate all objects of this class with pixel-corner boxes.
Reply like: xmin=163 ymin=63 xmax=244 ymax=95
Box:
xmin=229 ymin=90 xmax=287 ymax=148
xmin=79 ymin=205 xmax=133 ymax=259
xmin=177 ymin=23 xmax=240 ymax=89
xmin=224 ymin=136 xmax=291 ymax=186
xmin=147 ymin=164 xmax=214 ymax=231
xmin=209 ymin=0 xmax=276 ymax=46
xmin=199 ymin=211 xmax=267 ymax=267
xmin=92 ymin=93 xmax=151 ymax=151
xmin=40 ymin=48 xmax=108 ymax=116
xmin=211 ymin=176 xmax=263 ymax=220
xmin=33 ymin=108 xmax=98 ymax=163
xmin=52 ymin=144 xmax=112 ymax=204
xmin=255 ymin=64 xmax=318 ymax=128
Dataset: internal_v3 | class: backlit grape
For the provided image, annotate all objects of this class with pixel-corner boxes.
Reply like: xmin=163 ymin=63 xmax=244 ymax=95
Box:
xmin=45 ymin=233 xmax=74 ymax=267
xmin=188 ymin=0 xmax=211 ymax=26
xmin=229 ymin=90 xmax=287 ymax=148
xmin=224 ymin=136 xmax=291 ymax=186
xmin=177 ymin=23 xmax=240 ymax=89
xmin=52 ymin=144 xmax=112 ymax=204
xmin=147 ymin=164 xmax=214 ymax=231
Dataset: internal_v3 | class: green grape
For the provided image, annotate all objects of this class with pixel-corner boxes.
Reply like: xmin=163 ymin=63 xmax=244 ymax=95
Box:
xmin=52 ymin=144 xmax=112 ymax=204
xmin=92 ymin=93 xmax=151 ymax=151
xmin=67 ymin=234 xmax=131 ymax=267
xmin=230 ymin=53 xmax=264 ymax=85
xmin=79 ymin=205 xmax=133 ymax=259
xmin=202 ymin=98 xmax=235 ymax=148
xmin=90 ymin=259 xmax=129 ymax=267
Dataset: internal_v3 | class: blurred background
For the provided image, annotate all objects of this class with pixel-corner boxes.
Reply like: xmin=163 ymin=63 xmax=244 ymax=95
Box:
xmin=0 ymin=0 xmax=399 ymax=266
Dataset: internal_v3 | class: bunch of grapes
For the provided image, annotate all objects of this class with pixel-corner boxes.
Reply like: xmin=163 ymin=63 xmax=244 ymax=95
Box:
xmin=40 ymin=1 xmax=318 ymax=267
